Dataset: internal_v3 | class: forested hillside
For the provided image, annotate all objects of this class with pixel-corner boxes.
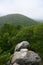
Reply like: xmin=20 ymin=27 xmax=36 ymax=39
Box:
xmin=0 ymin=14 xmax=38 ymax=26
xmin=0 ymin=23 xmax=43 ymax=65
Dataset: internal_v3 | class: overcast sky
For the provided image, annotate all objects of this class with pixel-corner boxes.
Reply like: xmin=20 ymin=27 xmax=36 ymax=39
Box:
xmin=0 ymin=0 xmax=43 ymax=20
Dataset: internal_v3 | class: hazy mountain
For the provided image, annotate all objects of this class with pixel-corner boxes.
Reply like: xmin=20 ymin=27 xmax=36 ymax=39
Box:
xmin=0 ymin=14 xmax=38 ymax=26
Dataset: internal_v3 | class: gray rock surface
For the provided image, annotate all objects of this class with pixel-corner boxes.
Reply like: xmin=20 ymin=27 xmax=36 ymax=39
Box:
xmin=15 ymin=41 xmax=29 ymax=51
xmin=7 ymin=41 xmax=41 ymax=65
xmin=11 ymin=49 xmax=41 ymax=65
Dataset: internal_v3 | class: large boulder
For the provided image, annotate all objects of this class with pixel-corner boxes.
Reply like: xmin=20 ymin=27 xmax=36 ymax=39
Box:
xmin=7 ymin=41 xmax=41 ymax=65
xmin=15 ymin=41 xmax=29 ymax=51
xmin=10 ymin=49 xmax=41 ymax=65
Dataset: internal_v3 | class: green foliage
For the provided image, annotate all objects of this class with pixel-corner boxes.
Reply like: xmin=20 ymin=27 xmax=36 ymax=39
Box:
xmin=0 ymin=23 xmax=43 ymax=65
xmin=0 ymin=52 xmax=11 ymax=65
xmin=0 ymin=24 xmax=21 ymax=51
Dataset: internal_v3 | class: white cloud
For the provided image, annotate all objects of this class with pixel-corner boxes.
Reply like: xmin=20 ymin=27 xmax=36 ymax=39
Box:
xmin=0 ymin=0 xmax=43 ymax=20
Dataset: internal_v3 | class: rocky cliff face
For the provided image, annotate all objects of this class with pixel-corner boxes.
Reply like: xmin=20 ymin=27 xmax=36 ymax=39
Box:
xmin=7 ymin=41 xmax=41 ymax=65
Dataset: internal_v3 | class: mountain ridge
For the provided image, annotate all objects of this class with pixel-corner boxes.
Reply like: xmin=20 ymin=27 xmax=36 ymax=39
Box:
xmin=0 ymin=14 xmax=38 ymax=26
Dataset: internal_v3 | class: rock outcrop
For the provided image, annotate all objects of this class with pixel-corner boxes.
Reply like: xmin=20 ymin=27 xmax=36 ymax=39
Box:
xmin=7 ymin=41 xmax=41 ymax=65
xmin=15 ymin=41 xmax=29 ymax=51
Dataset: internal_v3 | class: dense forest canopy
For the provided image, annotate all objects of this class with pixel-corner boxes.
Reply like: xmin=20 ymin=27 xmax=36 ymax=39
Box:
xmin=0 ymin=23 xmax=43 ymax=65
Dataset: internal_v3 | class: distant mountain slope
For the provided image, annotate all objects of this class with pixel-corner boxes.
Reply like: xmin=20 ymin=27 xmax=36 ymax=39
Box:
xmin=0 ymin=14 xmax=38 ymax=26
